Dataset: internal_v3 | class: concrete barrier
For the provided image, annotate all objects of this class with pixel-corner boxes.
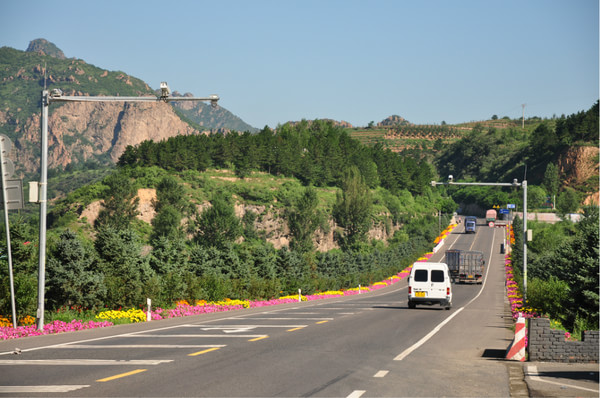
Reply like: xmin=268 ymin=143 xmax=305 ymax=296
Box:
xmin=506 ymin=316 xmax=526 ymax=361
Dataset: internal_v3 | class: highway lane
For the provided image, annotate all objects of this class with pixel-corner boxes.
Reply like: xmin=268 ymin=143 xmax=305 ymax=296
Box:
xmin=0 ymin=221 xmax=513 ymax=397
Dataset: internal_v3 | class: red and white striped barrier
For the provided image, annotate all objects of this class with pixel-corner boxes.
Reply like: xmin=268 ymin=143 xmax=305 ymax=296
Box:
xmin=506 ymin=315 xmax=526 ymax=361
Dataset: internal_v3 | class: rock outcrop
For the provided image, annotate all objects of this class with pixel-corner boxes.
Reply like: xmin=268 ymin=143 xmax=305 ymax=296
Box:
xmin=26 ymin=38 xmax=66 ymax=59
xmin=18 ymin=100 xmax=203 ymax=171
xmin=558 ymin=145 xmax=599 ymax=205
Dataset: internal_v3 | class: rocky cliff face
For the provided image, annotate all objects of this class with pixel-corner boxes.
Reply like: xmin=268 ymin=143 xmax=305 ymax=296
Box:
xmin=80 ymin=188 xmax=398 ymax=252
xmin=558 ymin=145 xmax=599 ymax=205
xmin=17 ymin=100 xmax=203 ymax=171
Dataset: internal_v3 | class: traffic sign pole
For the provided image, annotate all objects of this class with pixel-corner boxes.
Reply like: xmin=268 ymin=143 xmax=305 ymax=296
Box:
xmin=0 ymin=134 xmax=17 ymax=328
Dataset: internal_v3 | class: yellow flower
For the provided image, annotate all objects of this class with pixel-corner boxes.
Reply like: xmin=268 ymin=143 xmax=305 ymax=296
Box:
xmin=96 ymin=308 xmax=147 ymax=323
xmin=280 ymin=294 xmax=308 ymax=301
xmin=313 ymin=290 xmax=344 ymax=296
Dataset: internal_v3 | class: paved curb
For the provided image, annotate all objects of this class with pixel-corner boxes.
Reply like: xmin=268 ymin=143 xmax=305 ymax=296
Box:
xmin=508 ymin=363 xmax=529 ymax=397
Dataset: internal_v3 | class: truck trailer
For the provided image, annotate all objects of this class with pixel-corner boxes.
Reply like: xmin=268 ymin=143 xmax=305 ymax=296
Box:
xmin=486 ymin=209 xmax=497 ymax=224
xmin=444 ymin=249 xmax=485 ymax=284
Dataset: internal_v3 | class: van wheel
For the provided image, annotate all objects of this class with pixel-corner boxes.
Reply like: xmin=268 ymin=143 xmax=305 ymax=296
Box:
xmin=408 ymin=301 xmax=416 ymax=309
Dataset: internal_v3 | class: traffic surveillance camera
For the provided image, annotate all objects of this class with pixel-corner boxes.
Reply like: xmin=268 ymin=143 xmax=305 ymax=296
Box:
xmin=50 ymin=88 xmax=63 ymax=98
xmin=513 ymin=178 xmax=519 ymax=186
xmin=448 ymin=175 xmax=453 ymax=182
xmin=209 ymin=94 xmax=219 ymax=108
xmin=160 ymin=82 xmax=171 ymax=99
xmin=431 ymin=181 xmax=436 ymax=187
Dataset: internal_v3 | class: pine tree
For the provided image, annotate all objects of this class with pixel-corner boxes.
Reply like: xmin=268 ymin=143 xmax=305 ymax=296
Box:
xmin=95 ymin=172 xmax=139 ymax=230
xmin=332 ymin=166 xmax=372 ymax=250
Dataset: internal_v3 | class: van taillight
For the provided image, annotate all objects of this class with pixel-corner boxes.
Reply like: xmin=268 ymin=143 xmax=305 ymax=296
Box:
xmin=408 ymin=286 xmax=412 ymax=294
xmin=446 ymin=287 xmax=450 ymax=296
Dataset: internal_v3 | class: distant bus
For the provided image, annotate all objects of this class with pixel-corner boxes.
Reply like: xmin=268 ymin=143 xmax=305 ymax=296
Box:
xmin=464 ymin=216 xmax=477 ymax=233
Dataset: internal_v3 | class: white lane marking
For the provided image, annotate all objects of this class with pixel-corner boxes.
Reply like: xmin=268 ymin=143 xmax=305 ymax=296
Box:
xmin=237 ymin=317 xmax=334 ymax=321
xmin=347 ymin=390 xmax=366 ymax=398
xmin=0 ymin=359 xmax=172 ymax=365
xmin=183 ymin=324 xmax=307 ymax=329
xmin=201 ymin=326 xmax=256 ymax=333
xmin=394 ymin=307 xmax=464 ymax=361
xmin=527 ymin=366 xmax=600 ymax=393
xmin=273 ymin=312 xmax=322 ymax=315
xmin=55 ymin=344 xmax=225 ymax=349
xmin=0 ymin=385 xmax=89 ymax=393
xmin=373 ymin=370 xmax=389 ymax=378
xmin=128 ymin=334 xmax=267 ymax=338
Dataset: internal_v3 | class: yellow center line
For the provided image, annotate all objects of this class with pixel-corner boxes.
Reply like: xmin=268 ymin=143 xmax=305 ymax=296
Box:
xmin=188 ymin=347 xmax=221 ymax=356
xmin=248 ymin=335 xmax=269 ymax=342
xmin=97 ymin=369 xmax=146 ymax=382
xmin=316 ymin=320 xmax=329 ymax=324
xmin=287 ymin=327 xmax=304 ymax=332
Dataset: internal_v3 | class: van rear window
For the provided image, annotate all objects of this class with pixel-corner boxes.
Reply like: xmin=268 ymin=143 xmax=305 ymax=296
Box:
xmin=414 ymin=269 xmax=428 ymax=282
xmin=431 ymin=270 xmax=445 ymax=282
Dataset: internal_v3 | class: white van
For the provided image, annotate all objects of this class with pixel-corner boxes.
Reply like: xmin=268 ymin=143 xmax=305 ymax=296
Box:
xmin=408 ymin=262 xmax=452 ymax=310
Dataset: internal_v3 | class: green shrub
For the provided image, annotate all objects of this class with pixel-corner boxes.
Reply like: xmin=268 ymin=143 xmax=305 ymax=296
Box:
xmin=527 ymin=277 xmax=570 ymax=322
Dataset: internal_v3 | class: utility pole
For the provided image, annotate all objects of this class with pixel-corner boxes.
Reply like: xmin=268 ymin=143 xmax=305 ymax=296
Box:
xmin=36 ymin=83 xmax=218 ymax=331
xmin=521 ymin=104 xmax=526 ymax=129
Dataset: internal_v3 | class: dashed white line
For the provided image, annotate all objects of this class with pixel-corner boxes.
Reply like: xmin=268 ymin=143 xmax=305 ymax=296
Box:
xmin=347 ymin=390 xmax=366 ymax=398
xmin=373 ymin=370 xmax=389 ymax=378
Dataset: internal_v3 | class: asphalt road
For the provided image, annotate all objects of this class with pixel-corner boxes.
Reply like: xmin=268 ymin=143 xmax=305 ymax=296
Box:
xmin=0 ymin=221 xmax=514 ymax=397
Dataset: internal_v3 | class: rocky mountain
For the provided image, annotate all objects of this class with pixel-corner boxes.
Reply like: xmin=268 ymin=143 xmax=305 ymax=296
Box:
xmin=377 ymin=115 xmax=410 ymax=127
xmin=25 ymin=38 xmax=66 ymax=59
xmin=0 ymin=39 xmax=257 ymax=176
xmin=171 ymin=92 xmax=258 ymax=133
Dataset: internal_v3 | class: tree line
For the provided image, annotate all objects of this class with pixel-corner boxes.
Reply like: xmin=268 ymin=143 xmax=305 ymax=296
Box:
xmin=117 ymin=119 xmax=435 ymax=196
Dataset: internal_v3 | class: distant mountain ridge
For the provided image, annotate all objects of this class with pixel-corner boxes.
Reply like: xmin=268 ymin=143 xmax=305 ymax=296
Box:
xmin=170 ymin=91 xmax=258 ymax=133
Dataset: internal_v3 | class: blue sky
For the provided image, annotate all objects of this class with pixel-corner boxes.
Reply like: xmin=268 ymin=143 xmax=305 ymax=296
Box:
xmin=1 ymin=0 xmax=598 ymax=129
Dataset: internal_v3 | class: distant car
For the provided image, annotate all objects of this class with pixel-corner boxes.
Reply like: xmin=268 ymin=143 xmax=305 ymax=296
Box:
xmin=407 ymin=262 xmax=452 ymax=310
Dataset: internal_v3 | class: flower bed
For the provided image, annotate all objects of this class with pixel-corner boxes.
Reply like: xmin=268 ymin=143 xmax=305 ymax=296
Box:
xmin=0 ymin=320 xmax=114 ymax=340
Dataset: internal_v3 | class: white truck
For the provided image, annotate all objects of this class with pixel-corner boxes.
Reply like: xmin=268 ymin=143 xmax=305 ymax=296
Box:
xmin=445 ymin=249 xmax=485 ymax=284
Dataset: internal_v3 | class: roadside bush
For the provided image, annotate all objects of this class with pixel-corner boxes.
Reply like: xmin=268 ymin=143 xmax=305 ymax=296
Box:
xmin=526 ymin=276 xmax=570 ymax=322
